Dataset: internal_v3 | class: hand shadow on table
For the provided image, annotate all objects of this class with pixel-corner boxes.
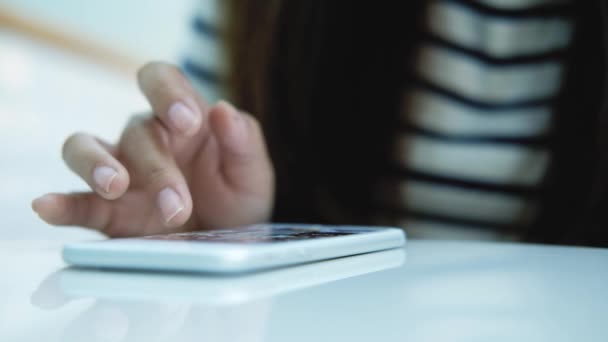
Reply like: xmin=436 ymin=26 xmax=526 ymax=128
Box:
xmin=31 ymin=269 xmax=272 ymax=342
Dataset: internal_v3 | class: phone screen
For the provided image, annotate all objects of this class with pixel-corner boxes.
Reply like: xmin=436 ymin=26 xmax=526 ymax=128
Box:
xmin=141 ymin=225 xmax=377 ymax=244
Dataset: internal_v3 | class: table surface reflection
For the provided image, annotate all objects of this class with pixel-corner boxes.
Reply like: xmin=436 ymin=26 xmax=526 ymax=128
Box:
xmin=3 ymin=240 xmax=608 ymax=342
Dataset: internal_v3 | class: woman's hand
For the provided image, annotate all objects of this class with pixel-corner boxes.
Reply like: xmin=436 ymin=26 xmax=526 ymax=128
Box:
xmin=31 ymin=62 xmax=274 ymax=237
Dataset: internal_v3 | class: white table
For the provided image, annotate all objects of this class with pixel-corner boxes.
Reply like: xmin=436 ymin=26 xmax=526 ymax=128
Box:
xmin=3 ymin=240 xmax=607 ymax=342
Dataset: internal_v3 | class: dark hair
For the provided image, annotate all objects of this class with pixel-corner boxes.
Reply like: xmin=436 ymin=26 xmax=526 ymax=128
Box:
xmin=226 ymin=1 xmax=608 ymax=247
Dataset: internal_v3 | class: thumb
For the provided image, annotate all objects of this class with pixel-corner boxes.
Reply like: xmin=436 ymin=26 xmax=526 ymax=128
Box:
xmin=208 ymin=101 xmax=274 ymax=198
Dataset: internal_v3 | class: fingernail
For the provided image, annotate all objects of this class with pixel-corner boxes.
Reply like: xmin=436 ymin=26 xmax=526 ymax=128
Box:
xmin=168 ymin=102 xmax=198 ymax=134
xmin=157 ymin=187 xmax=184 ymax=224
xmin=93 ymin=166 xmax=118 ymax=193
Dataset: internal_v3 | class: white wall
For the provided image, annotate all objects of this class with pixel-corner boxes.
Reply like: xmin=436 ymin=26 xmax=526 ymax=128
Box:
xmin=1 ymin=0 xmax=198 ymax=62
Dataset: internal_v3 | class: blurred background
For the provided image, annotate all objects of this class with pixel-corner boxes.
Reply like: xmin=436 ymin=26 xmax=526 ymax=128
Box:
xmin=0 ymin=0 xmax=201 ymax=240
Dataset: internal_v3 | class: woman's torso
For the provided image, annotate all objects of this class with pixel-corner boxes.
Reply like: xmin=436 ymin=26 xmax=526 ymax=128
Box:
xmin=181 ymin=0 xmax=574 ymax=241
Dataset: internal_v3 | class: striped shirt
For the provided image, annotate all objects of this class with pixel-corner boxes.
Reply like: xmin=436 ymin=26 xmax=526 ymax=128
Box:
xmin=181 ymin=0 xmax=573 ymax=241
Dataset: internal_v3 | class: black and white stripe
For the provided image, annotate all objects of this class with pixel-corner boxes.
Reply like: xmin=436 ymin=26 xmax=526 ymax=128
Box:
xmin=386 ymin=0 xmax=573 ymax=239
xmin=180 ymin=0 xmax=226 ymax=103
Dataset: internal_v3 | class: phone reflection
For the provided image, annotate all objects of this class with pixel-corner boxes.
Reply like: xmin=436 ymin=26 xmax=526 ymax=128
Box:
xmin=32 ymin=249 xmax=405 ymax=342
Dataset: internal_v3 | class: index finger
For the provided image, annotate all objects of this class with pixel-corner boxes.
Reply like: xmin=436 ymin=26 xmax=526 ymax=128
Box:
xmin=137 ymin=62 xmax=209 ymax=136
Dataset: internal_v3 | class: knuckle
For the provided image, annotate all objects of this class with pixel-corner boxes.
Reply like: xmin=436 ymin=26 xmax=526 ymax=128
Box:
xmin=62 ymin=132 xmax=87 ymax=160
xmin=154 ymin=84 xmax=184 ymax=106
xmin=241 ymin=112 xmax=264 ymax=137
xmin=145 ymin=166 xmax=172 ymax=188
xmin=137 ymin=61 xmax=164 ymax=83
xmin=138 ymin=62 xmax=180 ymax=88
xmin=138 ymin=63 xmax=196 ymax=114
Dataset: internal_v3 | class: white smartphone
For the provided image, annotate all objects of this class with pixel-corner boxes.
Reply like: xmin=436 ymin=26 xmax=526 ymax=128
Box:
xmin=63 ymin=224 xmax=406 ymax=273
